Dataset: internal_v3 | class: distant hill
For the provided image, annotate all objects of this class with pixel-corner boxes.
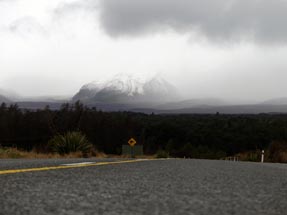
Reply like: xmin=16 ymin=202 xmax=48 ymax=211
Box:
xmin=15 ymin=102 xmax=63 ymax=110
xmin=0 ymin=88 xmax=20 ymax=102
xmin=260 ymin=97 xmax=287 ymax=105
xmin=11 ymin=99 xmax=287 ymax=114
xmin=131 ymin=104 xmax=287 ymax=114
xmin=156 ymin=98 xmax=228 ymax=110
xmin=10 ymin=101 xmax=287 ymax=114
xmin=3 ymin=82 xmax=287 ymax=114
xmin=0 ymin=94 xmax=11 ymax=104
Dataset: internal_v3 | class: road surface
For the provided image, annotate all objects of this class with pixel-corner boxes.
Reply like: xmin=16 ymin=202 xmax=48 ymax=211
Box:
xmin=0 ymin=158 xmax=286 ymax=215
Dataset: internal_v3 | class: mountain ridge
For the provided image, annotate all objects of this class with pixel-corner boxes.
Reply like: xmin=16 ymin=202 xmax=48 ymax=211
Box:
xmin=0 ymin=94 xmax=11 ymax=103
xmin=260 ymin=97 xmax=287 ymax=105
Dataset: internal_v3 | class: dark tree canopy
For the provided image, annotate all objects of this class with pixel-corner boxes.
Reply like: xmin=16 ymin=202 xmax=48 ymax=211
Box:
xmin=0 ymin=102 xmax=286 ymax=159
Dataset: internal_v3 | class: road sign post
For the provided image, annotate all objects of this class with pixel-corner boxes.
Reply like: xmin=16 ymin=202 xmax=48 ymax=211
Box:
xmin=128 ymin=138 xmax=137 ymax=158
xmin=131 ymin=146 xmax=134 ymax=158
xmin=121 ymin=145 xmax=143 ymax=156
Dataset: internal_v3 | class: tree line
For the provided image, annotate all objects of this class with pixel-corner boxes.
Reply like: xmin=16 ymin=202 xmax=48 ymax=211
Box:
xmin=1 ymin=102 xmax=287 ymax=159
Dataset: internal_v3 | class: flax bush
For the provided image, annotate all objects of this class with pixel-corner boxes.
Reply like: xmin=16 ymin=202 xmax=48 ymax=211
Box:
xmin=48 ymin=132 xmax=92 ymax=156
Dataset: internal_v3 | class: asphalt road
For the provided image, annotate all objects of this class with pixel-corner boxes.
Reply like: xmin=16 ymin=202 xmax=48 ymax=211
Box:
xmin=0 ymin=158 xmax=286 ymax=215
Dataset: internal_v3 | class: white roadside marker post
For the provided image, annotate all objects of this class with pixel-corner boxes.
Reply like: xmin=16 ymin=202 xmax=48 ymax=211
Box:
xmin=261 ymin=150 xmax=264 ymax=163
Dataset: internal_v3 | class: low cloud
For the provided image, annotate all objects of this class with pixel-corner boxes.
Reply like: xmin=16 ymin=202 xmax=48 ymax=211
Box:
xmin=98 ymin=0 xmax=287 ymax=44
xmin=8 ymin=17 xmax=48 ymax=37
xmin=53 ymin=0 xmax=96 ymax=17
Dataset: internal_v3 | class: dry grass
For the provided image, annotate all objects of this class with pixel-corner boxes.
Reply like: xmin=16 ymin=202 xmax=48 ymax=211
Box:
xmin=0 ymin=147 xmax=93 ymax=159
xmin=0 ymin=147 xmax=156 ymax=159
xmin=269 ymin=141 xmax=287 ymax=163
xmin=91 ymin=150 xmax=108 ymax=158
xmin=275 ymin=151 xmax=287 ymax=163
xmin=236 ymin=150 xmax=262 ymax=162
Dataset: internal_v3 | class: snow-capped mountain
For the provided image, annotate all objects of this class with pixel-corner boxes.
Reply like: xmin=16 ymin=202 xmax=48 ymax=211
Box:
xmin=73 ymin=74 xmax=179 ymax=104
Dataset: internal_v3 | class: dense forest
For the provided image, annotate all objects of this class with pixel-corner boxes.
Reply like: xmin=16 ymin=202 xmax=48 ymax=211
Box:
xmin=0 ymin=102 xmax=287 ymax=160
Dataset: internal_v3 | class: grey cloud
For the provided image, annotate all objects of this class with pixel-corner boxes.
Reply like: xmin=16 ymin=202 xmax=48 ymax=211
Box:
xmin=0 ymin=0 xmax=17 ymax=2
xmin=98 ymin=0 xmax=287 ymax=43
xmin=53 ymin=0 xmax=96 ymax=17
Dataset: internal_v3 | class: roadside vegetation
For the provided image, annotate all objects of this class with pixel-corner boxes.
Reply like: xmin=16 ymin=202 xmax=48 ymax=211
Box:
xmin=48 ymin=132 xmax=93 ymax=157
xmin=1 ymin=102 xmax=287 ymax=162
xmin=156 ymin=150 xmax=169 ymax=158
xmin=0 ymin=147 xmax=86 ymax=159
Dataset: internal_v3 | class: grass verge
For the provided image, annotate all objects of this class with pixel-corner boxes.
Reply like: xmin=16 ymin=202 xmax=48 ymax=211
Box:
xmin=0 ymin=147 xmax=99 ymax=159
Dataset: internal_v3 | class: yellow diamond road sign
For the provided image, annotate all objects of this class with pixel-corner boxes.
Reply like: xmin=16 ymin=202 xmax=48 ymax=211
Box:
xmin=128 ymin=138 xmax=137 ymax=147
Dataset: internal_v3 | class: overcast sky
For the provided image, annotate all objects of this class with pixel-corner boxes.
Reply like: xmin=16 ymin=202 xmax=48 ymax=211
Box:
xmin=1 ymin=0 xmax=287 ymax=102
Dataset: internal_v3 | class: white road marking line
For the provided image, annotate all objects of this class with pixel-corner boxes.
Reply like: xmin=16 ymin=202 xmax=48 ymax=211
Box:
xmin=61 ymin=162 xmax=97 ymax=166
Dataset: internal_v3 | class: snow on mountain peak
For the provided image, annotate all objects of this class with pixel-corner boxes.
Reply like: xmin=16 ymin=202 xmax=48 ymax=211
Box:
xmin=81 ymin=74 xmax=145 ymax=95
xmin=104 ymin=73 xmax=145 ymax=96
xmin=73 ymin=73 xmax=179 ymax=103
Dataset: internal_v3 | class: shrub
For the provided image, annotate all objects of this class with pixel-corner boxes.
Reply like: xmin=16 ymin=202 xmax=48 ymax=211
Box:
xmin=48 ymin=132 xmax=92 ymax=156
xmin=0 ymin=147 xmax=24 ymax=158
xmin=237 ymin=150 xmax=261 ymax=162
xmin=156 ymin=150 xmax=169 ymax=158
xmin=269 ymin=141 xmax=287 ymax=163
